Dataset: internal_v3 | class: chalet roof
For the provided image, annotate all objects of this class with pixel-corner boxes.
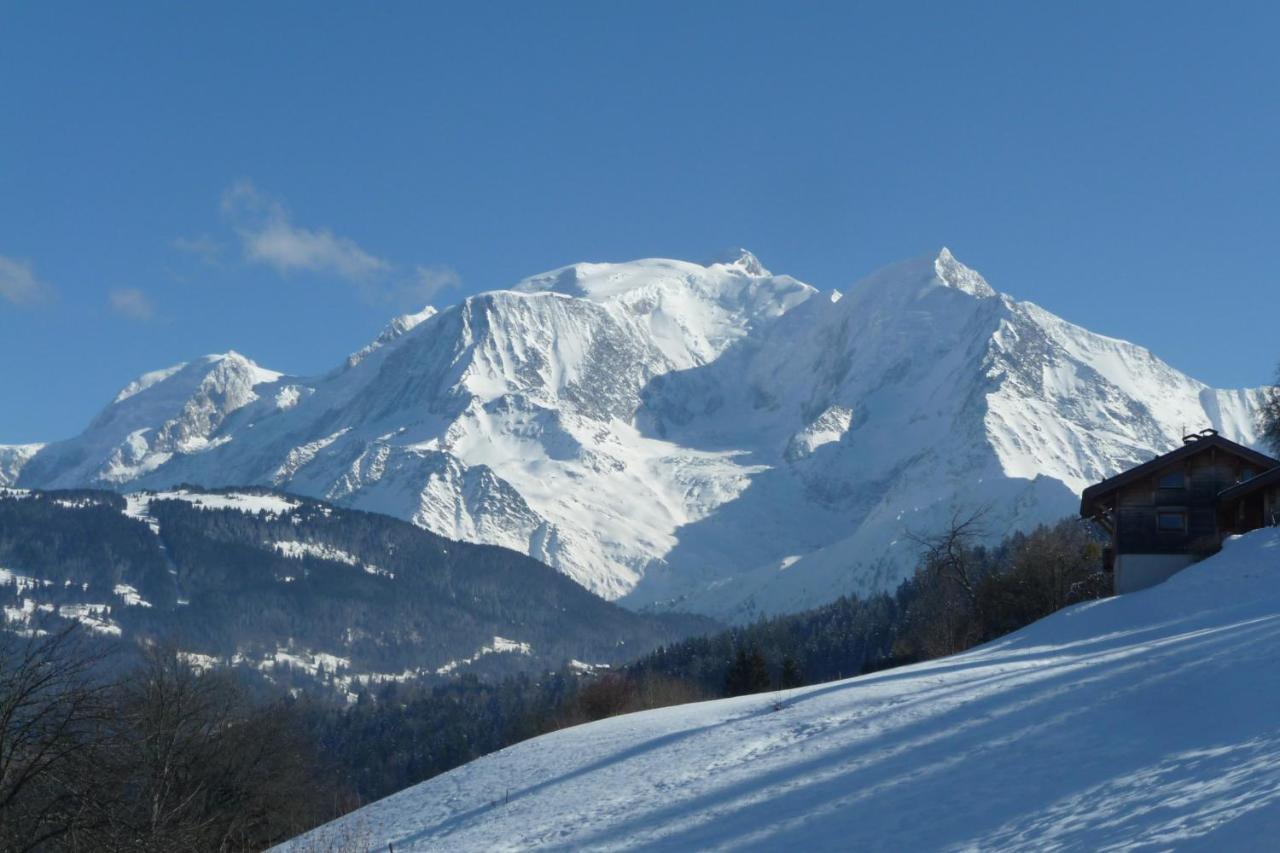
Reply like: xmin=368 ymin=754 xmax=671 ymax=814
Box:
xmin=1079 ymin=431 xmax=1280 ymax=519
xmin=1218 ymin=464 xmax=1280 ymax=503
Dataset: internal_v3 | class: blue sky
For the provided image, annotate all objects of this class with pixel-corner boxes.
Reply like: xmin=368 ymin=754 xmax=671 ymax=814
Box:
xmin=2 ymin=2 xmax=1278 ymax=443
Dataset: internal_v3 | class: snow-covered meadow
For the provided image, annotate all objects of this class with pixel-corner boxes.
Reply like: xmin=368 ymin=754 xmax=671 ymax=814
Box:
xmin=283 ymin=528 xmax=1280 ymax=851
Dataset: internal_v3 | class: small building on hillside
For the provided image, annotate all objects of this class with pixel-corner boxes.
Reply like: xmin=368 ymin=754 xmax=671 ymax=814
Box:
xmin=1080 ymin=429 xmax=1280 ymax=594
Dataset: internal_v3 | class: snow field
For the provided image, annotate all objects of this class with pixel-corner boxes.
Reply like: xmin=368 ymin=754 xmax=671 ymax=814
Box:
xmin=283 ymin=529 xmax=1280 ymax=851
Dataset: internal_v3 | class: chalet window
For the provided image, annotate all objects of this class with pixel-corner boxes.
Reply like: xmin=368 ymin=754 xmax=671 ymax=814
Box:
xmin=1157 ymin=510 xmax=1187 ymax=532
xmin=1157 ymin=471 xmax=1185 ymax=490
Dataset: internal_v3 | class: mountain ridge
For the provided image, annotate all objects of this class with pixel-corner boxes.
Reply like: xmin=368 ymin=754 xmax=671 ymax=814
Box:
xmin=2 ymin=249 xmax=1267 ymax=618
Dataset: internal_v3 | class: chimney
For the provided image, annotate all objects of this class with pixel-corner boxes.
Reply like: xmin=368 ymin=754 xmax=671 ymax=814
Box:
xmin=1183 ymin=428 xmax=1219 ymax=445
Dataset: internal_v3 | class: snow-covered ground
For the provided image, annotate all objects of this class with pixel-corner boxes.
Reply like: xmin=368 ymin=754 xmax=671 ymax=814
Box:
xmin=282 ymin=528 xmax=1280 ymax=851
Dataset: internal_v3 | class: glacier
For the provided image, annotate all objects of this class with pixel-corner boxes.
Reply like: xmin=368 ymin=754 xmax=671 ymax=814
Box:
xmin=1 ymin=248 xmax=1266 ymax=618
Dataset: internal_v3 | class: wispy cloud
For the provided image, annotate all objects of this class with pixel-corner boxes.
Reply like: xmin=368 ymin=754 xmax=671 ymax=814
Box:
xmin=171 ymin=234 xmax=223 ymax=265
xmin=109 ymin=288 xmax=156 ymax=321
xmin=384 ymin=265 xmax=462 ymax=309
xmin=221 ymin=180 xmax=390 ymax=282
xmin=0 ymin=256 xmax=54 ymax=306
xmin=214 ymin=180 xmax=458 ymax=308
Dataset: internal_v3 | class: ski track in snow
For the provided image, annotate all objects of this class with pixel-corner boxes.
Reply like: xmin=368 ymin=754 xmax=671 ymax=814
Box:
xmin=281 ymin=529 xmax=1280 ymax=852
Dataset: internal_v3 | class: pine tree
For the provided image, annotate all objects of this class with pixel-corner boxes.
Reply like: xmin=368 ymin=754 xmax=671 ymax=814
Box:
xmin=724 ymin=645 xmax=770 ymax=696
xmin=779 ymin=655 xmax=804 ymax=689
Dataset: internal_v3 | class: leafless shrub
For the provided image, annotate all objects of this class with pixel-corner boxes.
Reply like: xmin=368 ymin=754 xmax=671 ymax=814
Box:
xmin=544 ymin=672 xmax=710 ymax=731
xmin=93 ymin=644 xmax=342 ymax=851
xmin=0 ymin=625 xmax=111 ymax=852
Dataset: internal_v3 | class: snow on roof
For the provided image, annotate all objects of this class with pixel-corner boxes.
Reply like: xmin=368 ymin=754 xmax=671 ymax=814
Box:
xmin=1081 ymin=431 xmax=1279 ymax=517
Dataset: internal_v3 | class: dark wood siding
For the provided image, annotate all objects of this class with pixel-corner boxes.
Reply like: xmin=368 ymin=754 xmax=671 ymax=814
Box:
xmin=1113 ymin=450 xmax=1255 ymax=554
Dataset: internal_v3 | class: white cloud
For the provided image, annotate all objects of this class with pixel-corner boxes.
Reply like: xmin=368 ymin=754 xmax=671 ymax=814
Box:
xmin=221 ymin=180 xmax=390 ymax=282
xmin=109 ymin=288 xmax=156 ymax=321
xmin=215 ymin=180 xmax=460 ymax=307
xmin=381 ymin=265 xmax=462 ymax=309
xmin=171 ymin=234 xmax=223 ymax=264
xmin=0 ymin=256 xmax=53 ymax=306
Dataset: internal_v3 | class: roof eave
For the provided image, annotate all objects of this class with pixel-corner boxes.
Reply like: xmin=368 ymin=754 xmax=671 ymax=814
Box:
xmin=1218 ymin=465 xmax=1280 ymax=502
xmin=1078 ymin=436 xmax=1280 ymax=518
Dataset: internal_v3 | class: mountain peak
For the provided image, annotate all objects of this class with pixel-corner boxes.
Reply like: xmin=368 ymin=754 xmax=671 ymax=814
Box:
xmin=845 ymin=247 xmax=997 ymax=303
xmin=109 ymin=351 xmax=279 ymax=408
xmin=933 ymin=247 xmax=995 ymax=298
xmin=510 ymin=254 xmax=803 ymax=313
xmin=710 ymin=248 xmax=769 ymax=277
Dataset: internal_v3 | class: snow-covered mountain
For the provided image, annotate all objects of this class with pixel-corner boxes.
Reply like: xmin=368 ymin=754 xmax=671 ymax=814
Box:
xmin=279 ymin=527 xmax=1280 ymax=851
xmin=1 ymin=249 xmax=1267 ymax=617
xmin=0 ymin=443 xmax=42 ymax=486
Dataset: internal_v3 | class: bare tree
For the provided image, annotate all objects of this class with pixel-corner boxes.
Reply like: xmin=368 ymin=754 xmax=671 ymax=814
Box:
xmin=898 ymin=508 xmax=992 ymax=658
xmin=0 ymin=631 xmax=344 ymax=852
xmin=908 ymin=507 xmax=990 ymax=606
xmin=0 ymin=625 xmax=111 ymax=852
xmin=98 ymin=644 xmax=337 ymax=851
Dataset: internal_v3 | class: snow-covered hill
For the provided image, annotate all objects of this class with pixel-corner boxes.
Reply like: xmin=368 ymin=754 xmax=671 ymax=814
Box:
xmin=1 ymin=249 xmax=1266 ymax=617
xmin=280 ymin=528 xmax=1280 ymax=852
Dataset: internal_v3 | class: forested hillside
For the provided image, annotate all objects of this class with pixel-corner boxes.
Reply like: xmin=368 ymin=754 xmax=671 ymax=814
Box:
xmin=0 ymin=486 xmax=713 ymax=693
xmin=0 ymin=485 xmax=1112 ymax=838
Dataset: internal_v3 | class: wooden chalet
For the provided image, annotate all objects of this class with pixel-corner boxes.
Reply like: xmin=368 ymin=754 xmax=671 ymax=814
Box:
xmin=1080 ymin=429 xmax=1280 ymax=594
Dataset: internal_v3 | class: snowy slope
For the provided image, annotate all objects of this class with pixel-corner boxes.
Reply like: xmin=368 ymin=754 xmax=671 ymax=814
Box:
xmin=281 ymin=528 xmax=1280 ymax=852
xmin=628 ymin=250 xmax=1267 ymax=617
xmin=5 ymin=249 xmax=1268 ymax=615
xmin=0 ymin=444 xmax=42 ymax=486
xmin=14 ymin=352 xmax=282 ymax=487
